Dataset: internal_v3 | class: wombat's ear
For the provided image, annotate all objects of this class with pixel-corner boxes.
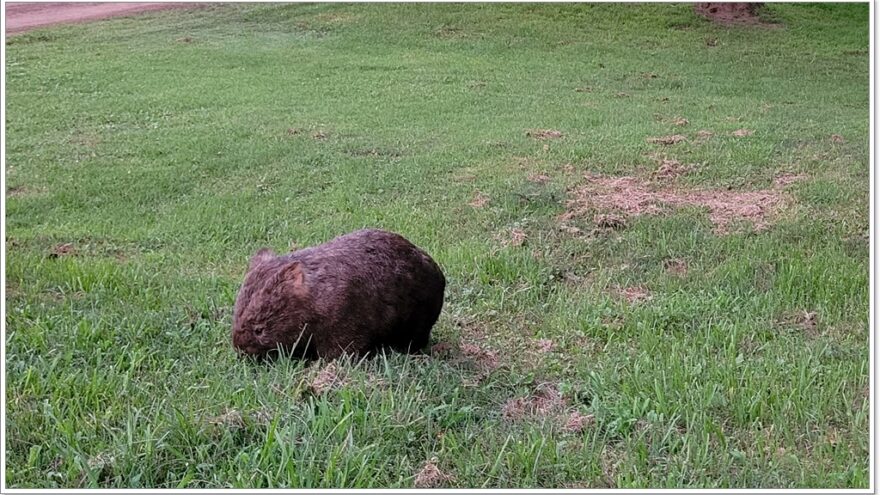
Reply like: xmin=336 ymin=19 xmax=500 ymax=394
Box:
xmin=276 ymin=261 xmax=306 ymax=293
xmin=249 ymin=248 xmax=274 ymax=269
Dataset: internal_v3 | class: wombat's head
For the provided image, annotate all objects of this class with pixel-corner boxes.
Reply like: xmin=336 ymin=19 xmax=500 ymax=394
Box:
xmin=232 ymin=248 xmax=311 ymax=357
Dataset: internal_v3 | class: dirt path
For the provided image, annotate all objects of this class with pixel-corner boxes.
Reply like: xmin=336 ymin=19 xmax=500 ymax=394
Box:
xmin=5 ymin=2 xmax=197 ymax=35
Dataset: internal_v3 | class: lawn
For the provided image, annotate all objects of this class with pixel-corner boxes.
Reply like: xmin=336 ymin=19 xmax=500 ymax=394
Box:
xmin=3 ymin=3 xmax=870 ymax=489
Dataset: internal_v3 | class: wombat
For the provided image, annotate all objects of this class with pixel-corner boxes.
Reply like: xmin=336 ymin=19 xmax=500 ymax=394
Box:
xmin=232 ymin=229 xmax=445 ymax=359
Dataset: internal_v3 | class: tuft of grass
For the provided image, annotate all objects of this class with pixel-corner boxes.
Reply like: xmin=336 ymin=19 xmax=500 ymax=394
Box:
xmin=5 ymin=3 xmax=869 ymax=488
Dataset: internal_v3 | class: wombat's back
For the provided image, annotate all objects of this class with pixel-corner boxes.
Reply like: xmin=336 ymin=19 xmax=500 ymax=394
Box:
xmin=288 ymin=229 xmax=445 ymax=357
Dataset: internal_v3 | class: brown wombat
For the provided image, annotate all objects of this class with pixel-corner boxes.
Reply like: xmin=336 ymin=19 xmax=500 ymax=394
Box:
xmin=232 ymin=229 xmax=445 ymax=359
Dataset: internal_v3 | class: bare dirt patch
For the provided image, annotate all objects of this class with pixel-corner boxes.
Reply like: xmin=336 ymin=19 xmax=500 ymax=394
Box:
xmin=460 ymin=342 xmax=499 ymax=372
xmin=652 ymin=159 xmax=692 ymax=180
xmin=773 ymin=174 xmax=808 ymax=187
xmin=414 ymin=458 xmax=453 ymax=488
xmin=430 ymin=342 xmax=453 ymax=355
xmin=563 ymin=172 xmax=800 ymax=235
xmin=527 ymin=173 xmax=551 ymax=184
xmin=86 ymin=451 xmax=117 ymax=474
xmin=250 ymin=409 xmax=273 ymax=426
xmin=563 ymin=411 xmax=596 ymax=433
xmin=559 ymin=224 xmax=584 ymax=235
xmin=831 ymin=134 xmax=846 ymax=143
xmin=502 ymin=382 xmax=566 ymax=421
xmin=535 ymin=338 xmax=555 ymax=353
xmin=615 ymin=286 xmax=652 ymax=304
xmin=647 ymin=135 xmax=687 ymax=145
xmin=311 ymin=12 xmax=358 ymax=24
xmin=434 ymin=24 xmax=464 ymax=39
xmin=509 ymin=228 xmax=527 ymax=247
xmin=672 ymin=117 xmax=689 ymax=127
xmin=469 ymin=191 xmax=490 ymax=208
xmin=347 ymin=147 xmax=402 ymax=159
xmin=69 ymin=132 xmax=101 ymax=148
xmin=798 ymin=311 xmax=819 ymax=334
xmin=50 ymin=243 xmax=76 ymax=258
xmin=694 ymin=3 xmax=776 ymax=26
xmin=527 ymin=129 xmax=563 ymax=140
xmin=207 ymin=408 xmax=245 ymax=429
xmin=695 ymin=129 xmax=714 ymax=141
xmin=731 ymin=128 xmax=754 ymax=137
xmin=664 ymin=258 xmax=688 ymax=277
xmin=593 ymin=213 xmax=627 ymax=230
xmin=780 ymin=310 xmax=820 ymax=338
xmin=308 ymin=363 xmax=344 ymax=395
xmin=6 ymin=185 xmax=42 ymax=198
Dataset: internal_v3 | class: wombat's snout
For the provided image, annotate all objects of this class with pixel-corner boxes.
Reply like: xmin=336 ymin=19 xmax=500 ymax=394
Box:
xmin=231 ymin=326 xmax=260 ymax=355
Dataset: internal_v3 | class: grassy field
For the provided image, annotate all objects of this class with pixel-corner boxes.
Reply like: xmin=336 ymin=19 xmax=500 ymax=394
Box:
xmin=4 ymin=3 xmax=870 ymax=488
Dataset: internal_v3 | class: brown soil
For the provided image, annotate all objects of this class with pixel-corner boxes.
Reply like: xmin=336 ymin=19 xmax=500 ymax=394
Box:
xmin=559 ymin=224 xmax=584 ymax=235
xmin=207 ymin=408 xmax=245 ymax=429
xmin=694 ymin=3 xmax=768 ymax=25
xmin=653 ymin=159 xmax=692 ymax=180
xmin=527 ymin=173 xmax=551 ymax=184
xmin=509 ymin=228 xmax=527 ymax=247
xmin=468 ymin=191 xmax=489 ymax=208
xmin=616 ymin=286 xmax=652 ymax=304
xmin=459 ymin=342 xmax=499 ymax=372
xmin=563 ymin=411 xmax=596 ymax=433
xmin=798 ymin=311 xmax=819 ymax=334
xmin=414 ymin=459 xmax=452 ymax=488
xmin=5 ymin=3 xmax=198 ymax=35
xmin=308 ymin=363 xmax=343 ymax=395
xmin=502 ymin=383 xmax=566 ymax=421
xmin=780 ymin=310 xmax=820 ymax=337
xmin=731 ymin=128 xmax=755 ymax=137
xmin=527 ymin=129 xmax=563 ymax=140
xmin=50 ymin=243 xmax=75 ymax=257
xmin=594 ymin=213 xmax=626 ymax=230
xmin=6 ymin=185 xmax=40 ymax=197
xmin=664 ymin=258 xmax=688 ymax=277
xmin=773 ymin=174 xmax=808 ymax=187
xmin=535 ymin=338 xmax=555 ymax=353
xmin=430 ymin=342 xmax=453 ymax=355
xmin=563 ymin=171 xmax=803 ymax=235
xmin=647 ymin=135 xmax=687 ymax=145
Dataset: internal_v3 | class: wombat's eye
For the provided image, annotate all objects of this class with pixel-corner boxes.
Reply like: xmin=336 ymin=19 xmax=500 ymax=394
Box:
xmin=253 ymin=326 xmax=264 ymax=336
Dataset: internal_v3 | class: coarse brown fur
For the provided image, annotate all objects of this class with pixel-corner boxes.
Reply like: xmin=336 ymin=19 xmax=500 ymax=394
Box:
xmin=232 ymin=229 xmax=446 ymax=359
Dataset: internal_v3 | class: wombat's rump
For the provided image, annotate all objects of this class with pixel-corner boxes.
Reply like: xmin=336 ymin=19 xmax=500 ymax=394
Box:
xmin=232 ymin=229 xmax=445 ymax=359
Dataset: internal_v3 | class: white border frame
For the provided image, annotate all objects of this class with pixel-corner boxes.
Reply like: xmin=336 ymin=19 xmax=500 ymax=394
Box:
xmin=0 ymin=0 xmax=875 ymax=493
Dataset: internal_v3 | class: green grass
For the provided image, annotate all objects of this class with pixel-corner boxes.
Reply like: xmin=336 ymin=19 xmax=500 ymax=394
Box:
xmin=4 ymin=3 xmax=869 ymax=488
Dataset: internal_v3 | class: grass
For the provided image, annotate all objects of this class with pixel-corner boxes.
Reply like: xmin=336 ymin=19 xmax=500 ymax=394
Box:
xmin=3 ymin=3 xmax=870 ymax=489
